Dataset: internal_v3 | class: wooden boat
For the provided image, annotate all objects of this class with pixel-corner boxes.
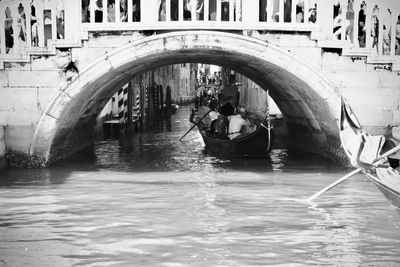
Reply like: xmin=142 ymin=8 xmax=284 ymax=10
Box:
xmin=198 ymin=114 xmax=273 ymax=156
xmin=340 ymin=98 xmax=400 ymax=209
xmin=365 ymin=168 xmax=400 ymax=210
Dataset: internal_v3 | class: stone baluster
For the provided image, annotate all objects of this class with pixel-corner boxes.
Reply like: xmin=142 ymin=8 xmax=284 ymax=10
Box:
xmin=178 ymin=0 xmax=184 ymax=21
xmin=36 ymin=0 xmax=44 ymax=47
xmin=340 ymin=0 xmax=348 ymax=41
xmin=127 ymin=0 xmax=133 ymax=22
xmin=364 ymin=1 xmax=372 ymax=49
xmin=0 ymin=6 xmax=5 ymax=54
xmin=291 ymin=0 xmax=297 ymax=23
xmin=352 ymin=0 xmax=361 ymax=48
xmin=317 ymin=0 xmax=334 ymax=40
xmin=115 ymin=0 xmax=121 ymax=22
xmin=191 ymin=0 xmax=197 ymax=21
xmin=102 ymin=0 xmax=107 ymax=22
xmin=166 ymin=0 xmax=171 ymax=21
xmin=303 ymin=0 xmax=309 ymax=24
xmin=141 ymin=1 xmax=157 ymax=24
xmin=90 ymin=0 xmax=95 ymax=23
xmin=26 ymin=2 xmax=32 ymax=47
xmin=266 ymin=0 xmax=273 ymax=22
xmin=51 ymin=4 xmax=57 ymax=40
xmin=390 ymin=9 xmax=396 ymax=56
xmin=229 ymin=0 xmax=234 ymax=21
xmin=242 ymin=0 xmax=258 ymax=24
xmin=237 ymin=0 xmax=242 ymax=21
xmin=377 ymin=5 xmax=384 ymax=55
xmin=216 ymin=0 xmax=221 ymax=21
xmin=278 ymin=0 xmax=284 ymax=23
xmin=204 ymin=0 xmax=209 ymax=21
xmin=12 ymin=4 xmax=18 ymax=53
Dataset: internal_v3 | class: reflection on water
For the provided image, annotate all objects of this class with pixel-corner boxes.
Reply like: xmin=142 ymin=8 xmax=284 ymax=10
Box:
xmin=1 ymin=107 xmax=400 ymax=266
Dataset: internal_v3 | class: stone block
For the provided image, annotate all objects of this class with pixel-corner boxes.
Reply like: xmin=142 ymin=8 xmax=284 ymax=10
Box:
xmin=350 ymin=104 xmax=393 ymax=127
xmin=5 ymin=125 xmax=36 ymax=153
xmin=289 ymin=47 xmax=322 ymax=69
xmin=326 ymin=71 xmax=380 ymax=89
xmin=261 ymin=32 xmax=316 ymax=47
xmin=392 ymin=110 xmax=400 ymax=126
xmin=30 ymin=54 xmax=70 ymax=71
xmin=0 ymin=110 xmax=42 ymax=126
xmin=38 ymin=87 xmax=59 ymax=110
xmin=71 ymin=47 xmax=109 ymax=69
xmin=8 ymin=70 xmax=63 ymax=87
xmin=4 ymin=62 xmax=31 ymax=71
xmin=342 ymin=87 xmax=398 ymax=112
xmin=0 ymin=87 xmax=36 ymax=111
xmin=0 ymin=87 xmax=57 ymax=113
xmin=85 ymin=33 xmax=143 ymax=48
xmin=378 ymin=72 xmax=400 ymax=88
xmin=321 ymin=52 xmax=367 ymax=72
xmin=392 ymin=126 xmax=400 ymax=140
xmin=0 ymin=71 xmax=9 ymax=86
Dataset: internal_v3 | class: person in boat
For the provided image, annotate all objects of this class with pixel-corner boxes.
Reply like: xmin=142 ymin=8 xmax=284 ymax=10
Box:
xmin=227 ymin=106 xmax=253 ymax=140
xmin=218 ymin=74 xmax=238 ymax=116
xmin=208 ymin=99 xmax=220 ymax=123
xmin=190 ymin=99 xmax=220 ymax=130
xmin=208 ymin=100 xmax=228 ymax=139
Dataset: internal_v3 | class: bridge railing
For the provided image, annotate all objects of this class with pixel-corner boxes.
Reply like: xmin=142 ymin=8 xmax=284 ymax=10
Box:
xmin=80 ymin=0 xmax=317 ymax=31
xmin=316 ymin=0 xmax=400 ymax=58
xmin=1 ymin=0 xmax=399 ymax=61
xmin=0 ymin=0 xmax=69 ymax=58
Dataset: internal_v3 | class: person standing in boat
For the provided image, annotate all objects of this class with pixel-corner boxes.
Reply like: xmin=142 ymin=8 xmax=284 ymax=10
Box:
xmin=218 ymin=74 xmax=238 ymax=116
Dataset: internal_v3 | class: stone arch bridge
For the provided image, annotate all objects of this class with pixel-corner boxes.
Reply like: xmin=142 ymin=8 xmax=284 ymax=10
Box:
xmin=0 ymin=0 xmax=399 ymax=167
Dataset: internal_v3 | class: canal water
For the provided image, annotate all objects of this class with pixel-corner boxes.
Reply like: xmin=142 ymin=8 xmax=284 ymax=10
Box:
xmin=1 ymin=107 xmax=400 ymax=267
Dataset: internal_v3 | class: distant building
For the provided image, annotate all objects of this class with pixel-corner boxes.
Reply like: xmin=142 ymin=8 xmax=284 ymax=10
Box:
xmin=100 ymin=63 xmax=196 ymax=120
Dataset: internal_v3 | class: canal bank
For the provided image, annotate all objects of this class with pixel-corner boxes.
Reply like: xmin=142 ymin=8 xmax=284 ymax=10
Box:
xmin=0 ymin=126 xmax=6 ymax=171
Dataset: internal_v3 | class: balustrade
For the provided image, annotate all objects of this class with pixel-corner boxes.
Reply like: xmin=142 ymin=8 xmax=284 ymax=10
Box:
xmin=0 ymin=0 xmax=65 ymax=56
xmin=0 ymin=0 xmax=399 ymax=61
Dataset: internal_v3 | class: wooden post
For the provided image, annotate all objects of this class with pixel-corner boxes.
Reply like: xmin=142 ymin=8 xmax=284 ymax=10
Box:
xmin=126 ymin=79 xmax=134 ymax=132
xmin=140 ymin=76 xmax=145 ymax=128
xmin=145 ymin=85 xmax=149 ymax=126
xmin=166 ymin=85 xmax=172 ymax=116
xmin=159 ymin=85 xmax=164 ymax=115
xmin=148 ymin=85 xmax=155 ymax=124
xmin=154 ymin=85 xmax=159 ymax=119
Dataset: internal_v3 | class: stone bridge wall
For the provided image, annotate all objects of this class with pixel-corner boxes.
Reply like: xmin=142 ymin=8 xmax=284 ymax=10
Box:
xmin=0 ymin=31 xmax=399 ymax=167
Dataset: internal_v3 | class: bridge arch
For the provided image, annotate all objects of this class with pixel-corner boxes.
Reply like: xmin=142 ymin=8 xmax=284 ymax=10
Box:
xmin=30 ymin=31 xmax=342 ymax=165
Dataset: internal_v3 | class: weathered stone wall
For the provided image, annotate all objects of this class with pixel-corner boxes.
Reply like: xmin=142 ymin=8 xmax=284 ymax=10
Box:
xmin=0 ymin=54 xmax=69 ymax=167
xmin=257 ymin=31 xmax=400 ymax=135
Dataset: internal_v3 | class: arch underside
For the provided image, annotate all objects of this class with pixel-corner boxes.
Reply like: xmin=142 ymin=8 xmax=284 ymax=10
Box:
xmin=30 ymin=31 xmax=342 ymax=165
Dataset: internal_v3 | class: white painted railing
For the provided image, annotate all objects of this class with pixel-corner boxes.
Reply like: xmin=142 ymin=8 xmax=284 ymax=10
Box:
xmin=316 ymin=0 xmax=400 ymax=57
xmin=1 ymin=0 xmax=399 ymax=61
xmin=0 ymin=0 xmax=68 ymax=57
xmin=79 ymin=0 xmax=318 ymax=31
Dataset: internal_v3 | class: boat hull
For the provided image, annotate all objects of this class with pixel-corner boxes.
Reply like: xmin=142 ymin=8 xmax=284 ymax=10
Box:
xmin=340 ymin=97 xmax=400 ymax=209
xmin=199 ymin=127 xmax=273 ymax=156
xmin=366 ymin=172 xmax=400 ymax=210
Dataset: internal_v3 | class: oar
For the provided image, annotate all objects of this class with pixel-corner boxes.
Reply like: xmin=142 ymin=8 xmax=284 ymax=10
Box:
xmin=179 ymin=109 xmax=212 ymax=142
xmin=307 ymin=143 xmax=400 ymax=202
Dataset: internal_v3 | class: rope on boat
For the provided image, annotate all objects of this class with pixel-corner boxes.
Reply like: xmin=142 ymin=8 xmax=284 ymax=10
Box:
xmin=262 ymin=90 xmax=272 ymax=152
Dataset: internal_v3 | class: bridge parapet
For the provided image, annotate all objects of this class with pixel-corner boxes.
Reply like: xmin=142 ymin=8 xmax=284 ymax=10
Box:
xmin=0 ymin=0 xmax=399 ymax=68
